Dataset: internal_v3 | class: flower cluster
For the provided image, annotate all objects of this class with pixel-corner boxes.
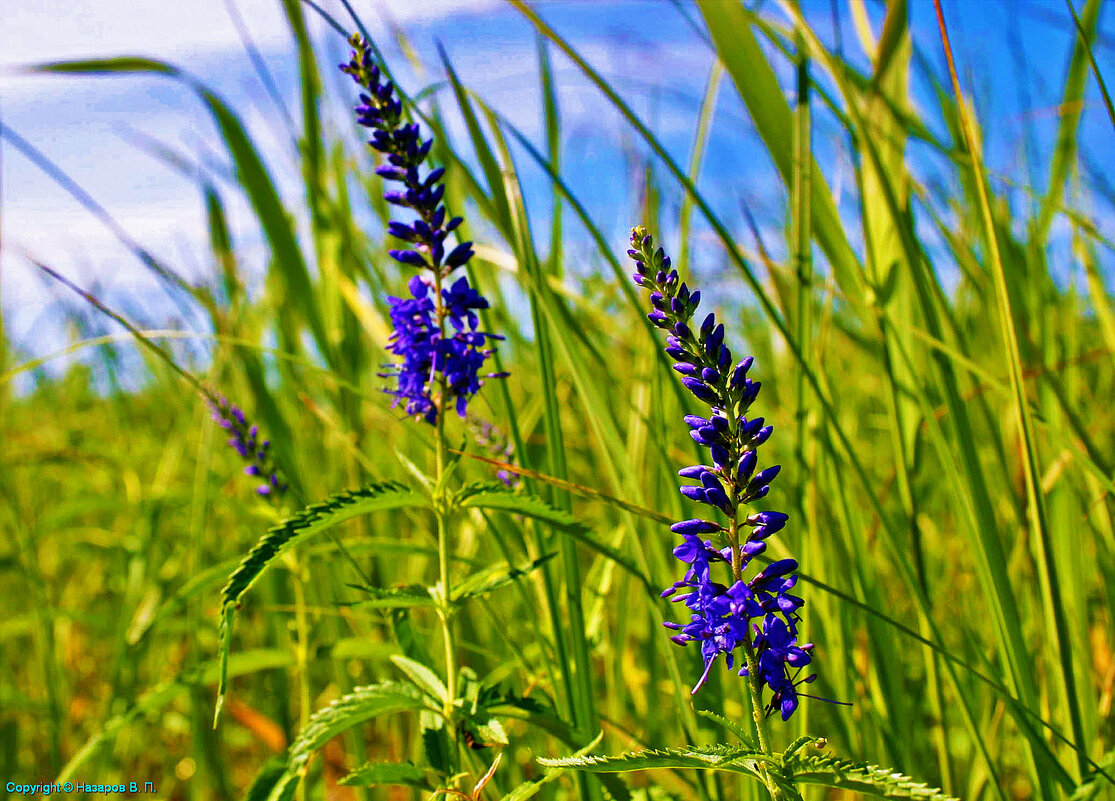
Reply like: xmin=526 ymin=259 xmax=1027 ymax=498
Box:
xmin=470 ymin=417 xmax=520 ymax=488
xmin=383 ymin=275 xmax=504 ymax=422
xmin=628 ymin=227 xmax=815 ymax=720
xmin=342 ymin=34 xmax=504 ymax=423
xmin=210 ymin=396 xmax=287 ymax=499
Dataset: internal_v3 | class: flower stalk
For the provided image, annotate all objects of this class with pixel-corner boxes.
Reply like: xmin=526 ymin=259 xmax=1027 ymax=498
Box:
xmin=342 ymin=32 xmax=512 ymax=773
xmin=433 ymin=268 xmax=459 ymax=726
xmin=628 ymin=226 xmax=816 ymax=797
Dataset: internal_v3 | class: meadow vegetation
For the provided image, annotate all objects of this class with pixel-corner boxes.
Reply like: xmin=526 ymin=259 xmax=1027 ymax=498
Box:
xmin=2 ymin=1 xmax=1113 ymax=799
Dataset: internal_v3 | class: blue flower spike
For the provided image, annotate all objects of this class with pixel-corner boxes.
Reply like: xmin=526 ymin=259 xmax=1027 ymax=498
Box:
xmin=210 ymin=396 xmax=287 ymax=500
xmin=342 ymin=34 xmax=506 ymax=423
xmin=629 ymin=226 xmax=815 ymax=721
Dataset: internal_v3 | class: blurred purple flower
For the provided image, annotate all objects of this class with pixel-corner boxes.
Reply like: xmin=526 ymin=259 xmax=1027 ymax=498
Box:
xmin=209 ymin=396 xmax=287 ymax=500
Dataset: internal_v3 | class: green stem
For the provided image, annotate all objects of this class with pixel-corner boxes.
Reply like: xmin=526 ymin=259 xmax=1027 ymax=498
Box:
xmin=742 ymin=645 xmax=787 ymax=801
xmin=437 ymin=504 xmax=457 ymax=714
xmin=740 ymin=650 xmax=771 ymax=756
xmin=728 ymin=455 xmax=783 ymax=799
xmin=432 ymin=268 xmax=459 ymax=733
xmin=290 ymin=557 xmax=312 ymax=801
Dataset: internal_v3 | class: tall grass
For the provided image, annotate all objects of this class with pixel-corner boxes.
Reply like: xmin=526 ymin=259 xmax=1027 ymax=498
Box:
xmin=2 ymin=1 xmax=1113 ymax=799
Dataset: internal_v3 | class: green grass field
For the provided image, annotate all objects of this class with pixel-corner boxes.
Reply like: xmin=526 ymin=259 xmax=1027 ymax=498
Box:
xmin=2 ymin=1 xmax=1113 ymax=799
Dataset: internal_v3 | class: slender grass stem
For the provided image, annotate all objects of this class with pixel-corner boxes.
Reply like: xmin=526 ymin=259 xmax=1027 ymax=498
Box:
xmin=934 ymin=0 xmax=1090 ymax=780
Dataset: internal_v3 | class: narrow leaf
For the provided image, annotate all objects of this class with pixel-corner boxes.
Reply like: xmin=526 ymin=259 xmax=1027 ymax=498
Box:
xmin=215 ymin=482 xmax=430 ymax=723
xmin=339 ymin=761 xmax=434 ymax=790
xmin=538 ymin=744 xmax=765 ymax=774
xmin=346 ymin=584 xmax=436 ymax=610
xmin=789 ymin=754 xmax=958 ymax=801
xmin=451 ymin=553 xmax=557 ymax=603
xmin=390 ymin=654 xmax=449 ymax=704
xmin=266 ymin=683 xmax=427 ymax=801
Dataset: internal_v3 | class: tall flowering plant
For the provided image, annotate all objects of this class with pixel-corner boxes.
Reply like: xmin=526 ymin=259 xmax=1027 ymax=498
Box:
xmin=636 ymin=225 xmax=812 ymax=793
xmin=208 ymin=31 xmax=956 ymax=801
xmin=213 ymin=33 xmax=585 ymax=801
xmin=337 ymin=29 xmax=515 ymax=766
xmin=541 ymin=229 xmax=955 ymax=801
xmin=41 ymin=13 xmax=965 ymax=801
xmin=629 ymin=227 xmax=815 ymax=721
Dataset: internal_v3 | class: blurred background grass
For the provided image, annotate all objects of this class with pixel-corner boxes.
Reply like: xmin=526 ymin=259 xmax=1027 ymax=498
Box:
xmin=1 ymin=1 xmax=1114 ymax=799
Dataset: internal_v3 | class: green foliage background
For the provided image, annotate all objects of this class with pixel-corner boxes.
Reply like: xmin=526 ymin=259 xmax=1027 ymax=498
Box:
xmin=2 ymin=1 xmax=1113 ymax=799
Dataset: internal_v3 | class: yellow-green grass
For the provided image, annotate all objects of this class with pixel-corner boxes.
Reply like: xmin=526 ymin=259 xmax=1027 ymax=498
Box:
xmin=2 ymin=1 xmax=1113 ymax=799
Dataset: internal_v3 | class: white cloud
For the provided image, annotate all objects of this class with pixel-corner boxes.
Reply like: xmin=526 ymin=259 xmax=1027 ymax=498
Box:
xmin=0 ymin=0 xmax=501 ymax=89
xmin=0 ymin=0 xmax=731 ymax=366
xmin=0 ymin=0 xmax=289 ymax=70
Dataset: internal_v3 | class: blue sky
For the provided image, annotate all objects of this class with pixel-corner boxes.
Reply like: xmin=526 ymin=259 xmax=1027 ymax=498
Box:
xmin=1 ymin=0 xmax=1112 ymax=382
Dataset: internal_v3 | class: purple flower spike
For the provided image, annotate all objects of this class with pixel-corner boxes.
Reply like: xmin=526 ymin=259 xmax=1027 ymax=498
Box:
xmin=343 ymin=33 xmax=507 ymax=423
xmin=470 ymin=418 xmax=521 ymax=489
xmin=627 ymin=225 xmax=815 ymax=721
xmin=210 ymin=395 xmax=287 ymax=505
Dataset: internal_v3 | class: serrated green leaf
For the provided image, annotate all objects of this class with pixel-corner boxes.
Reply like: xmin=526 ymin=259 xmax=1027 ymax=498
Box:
xmin=539 ymin=744 xmax=952 ymax=798
xmin=455 ymin=481 xmax=579 ymax=524
xmin=265 ymin=683 xmax=428 ymax=801
xmin=456 ymin=483 xmax=651 ymax=592
xmin=781 ymin=736 xmax=825 ymax=763
xmin=339 ymin=761 xmax=434 ymax=790
xmin=500 ymin=732 xmax=605 ymax=801
xmin=451 ymin=552 xmax=557 ymax=603
xmin=695 ymin=710 xmax=755 ymax=748
xmin=391 ymin=654 xmax=449 ymax=704
xmin=789 ymin=754 xmax=958 ymax=800
xmin=215 ymin=482 xmax=430 ymax=723
xmin=345 ymin=584 xmax=436 ymax=609
xmin=463 ymin=715 xmax=509 ymax=747
xmin=538 ymin=744 xmax=765 ymax=774
xmin=288 ymin=683 xmax=428 ymax=761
